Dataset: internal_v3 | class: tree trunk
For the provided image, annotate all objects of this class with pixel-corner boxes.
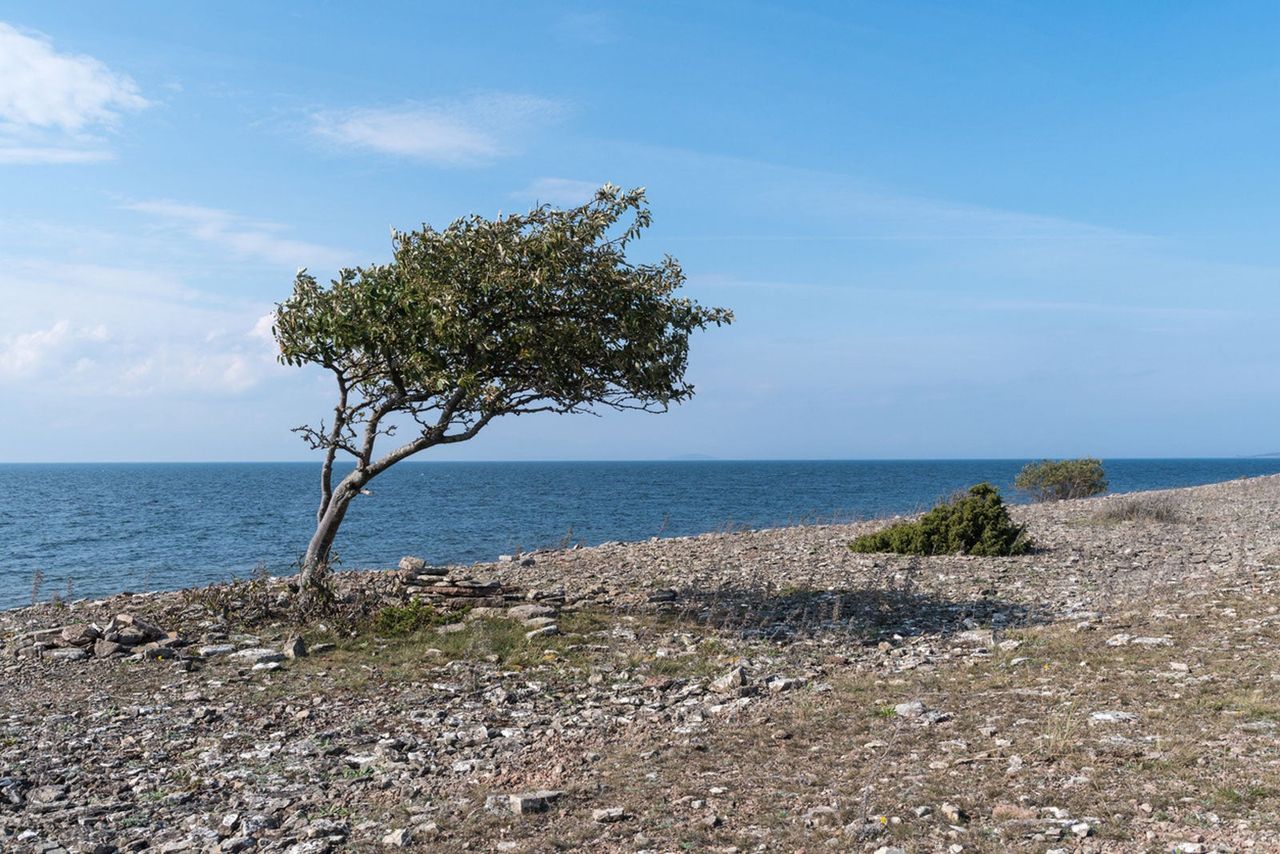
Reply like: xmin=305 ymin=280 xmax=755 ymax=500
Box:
xmin=298 ymin=479 xmax=361 ymax=590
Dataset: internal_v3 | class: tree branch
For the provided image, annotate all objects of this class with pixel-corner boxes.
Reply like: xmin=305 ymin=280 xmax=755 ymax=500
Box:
xmin=318 ymin=373 xmax=350 ymax=521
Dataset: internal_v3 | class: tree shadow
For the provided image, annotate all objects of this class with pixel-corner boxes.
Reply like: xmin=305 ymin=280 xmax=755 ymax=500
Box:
xmin=653 ymin=584 xmax=1048 ymax=644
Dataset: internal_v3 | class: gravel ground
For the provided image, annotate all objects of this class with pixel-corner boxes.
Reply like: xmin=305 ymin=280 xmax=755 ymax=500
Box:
xmin=3 ymin=475 xmax=1280 ymax=853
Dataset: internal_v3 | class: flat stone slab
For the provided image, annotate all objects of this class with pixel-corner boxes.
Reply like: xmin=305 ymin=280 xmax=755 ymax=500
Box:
xmin=229 ymin=648 xmax=285 ymax=664
xmin=485 ymin=790 xmax=563 ymax=816
xmin=1090 ymin=710 xmax=1138 ymax=723
xmin=507 ymin=604 xmax=556 ymax=621
xmin=198 ymin=644 xmax=237 ymax=657
xmin=46 ymin=648 xmax=90 ymax=662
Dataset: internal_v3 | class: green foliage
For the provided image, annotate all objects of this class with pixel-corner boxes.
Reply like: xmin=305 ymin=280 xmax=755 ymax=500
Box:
xmin=1014 ymin=458 xmax=1108 ymax=502
xmin=849 ymin=483 xmax=1031 ymax=556
xmin=371 ymin=600 xmax=465 ymax=637
xmin=275 ymin=184 xmax=733 ymax=450
xmin=275 ymin=184 xmax=732 ymax=578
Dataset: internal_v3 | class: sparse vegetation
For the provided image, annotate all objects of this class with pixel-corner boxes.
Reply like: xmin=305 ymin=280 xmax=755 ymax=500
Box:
xmin=9 ymin=476 xmax=1280 ymax=851
xmin=849 ymin=483 xmax=1030 ymax=556
xmin=181 ymin=564 xmax=277 ymax=625
xmin=1015 ymin=457 xmax=1108 ymax=501
xmin=326 ymin=615 xmax=588 ymax=678
xmin=182 ymin=562 xmax=376 ymax=631
xmin=1093 ymin=495 xmax=1180 ymax=524
xmin=370 ymin=599 xmax=466 ymax=636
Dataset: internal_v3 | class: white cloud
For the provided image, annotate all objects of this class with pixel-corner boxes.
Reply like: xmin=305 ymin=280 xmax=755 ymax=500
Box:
xmin=515 ymin=177 xmax=602 ymax=207
xmin=125 ymin=200 xmax=349 ymax=269
xmin=0 ymin=261 xmax=281 ymax=396
xmin=116 ymin=347 xmax=262 ymax=395
xmin=312 ymin=93 xmax=564 ymax=165
xmin=0 ymin=319 xmax=71 ymax=378
xmin=0 ymin=319 xmax=124 ymax=381
xmin=0 ymin=21 xmax=150 ymax=164
xmin=250 ymin=312 xmax=276 ymax=344
xmin=0 ymin=145 xmax=114 ymax=164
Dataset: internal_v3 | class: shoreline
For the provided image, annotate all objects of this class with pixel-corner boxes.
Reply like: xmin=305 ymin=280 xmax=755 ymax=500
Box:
xmin=4 ymin=470 xmax=1279 ymax=620
xmin=3 ymin=473 xmax=1280 ymax=850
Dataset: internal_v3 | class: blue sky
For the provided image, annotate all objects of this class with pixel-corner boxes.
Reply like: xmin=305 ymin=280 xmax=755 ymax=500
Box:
xmin=1 ymin=1 xmax=1277 ymax=461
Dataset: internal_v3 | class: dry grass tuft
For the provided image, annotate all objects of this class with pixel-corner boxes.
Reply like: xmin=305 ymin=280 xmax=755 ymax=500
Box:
xmin=1093 ymin=495 xmax=1181 ymax=524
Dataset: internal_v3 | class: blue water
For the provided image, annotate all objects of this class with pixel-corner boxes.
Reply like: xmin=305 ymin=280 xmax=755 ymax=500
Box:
xmin=1 ymin=459 xmax=1278 ymax=610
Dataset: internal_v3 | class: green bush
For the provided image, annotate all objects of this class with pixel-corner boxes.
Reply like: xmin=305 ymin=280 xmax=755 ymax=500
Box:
xmin=1014 ymin=458 xmax=1108 ymax=501
xmin=371 ymin=599 xmax=466 ymax=636
xmin=849 ymin=483 xmax=1030 ymax=556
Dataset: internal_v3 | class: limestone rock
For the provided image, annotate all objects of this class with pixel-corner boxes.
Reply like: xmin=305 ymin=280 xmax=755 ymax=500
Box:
xmin=59 ymin=624 xmax=100 ymax=646
xmin=507 ymin=603 xmax=556 ymax=622
xmin=198 ymin=644 xmax=236 ymax=657
xmin=894 ymin=700 xmax=926 ymax=719
xmin=282 ymin=636 xmax=307 ymax=659
xmin=93 ymin=639 xmax=124 ymax=657
xmin=29 ymin=784 xmax=68 ymax=805
xmin=1090 ymin=710 xmax=1137 ymax=723
xmin=382 ymin=827 xmax=412 ymax=847
xmin=710 ymin=666 xmax=746 ymax=694
xmin=398 ymin=556 xmax=426 ymax=573
xmin=46 ymin=647 xmax=90 ymax=662
xmin=485 ymin=790 xmax=563 ymax=816
xmin=230 ymin=648 xmax=285 ymax=664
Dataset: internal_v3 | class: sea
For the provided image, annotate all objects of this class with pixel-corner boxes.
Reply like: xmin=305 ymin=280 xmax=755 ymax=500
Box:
xmin=2 ymin=458 xmax=1279 ymax=610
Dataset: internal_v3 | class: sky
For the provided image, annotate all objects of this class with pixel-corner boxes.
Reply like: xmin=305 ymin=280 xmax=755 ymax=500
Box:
xmin=1 ymin=1 xmax=1277 ymax=462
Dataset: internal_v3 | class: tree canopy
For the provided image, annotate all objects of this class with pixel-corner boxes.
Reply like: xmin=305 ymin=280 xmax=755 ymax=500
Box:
xmin=274 ymin=184 xmax=732 ymax=586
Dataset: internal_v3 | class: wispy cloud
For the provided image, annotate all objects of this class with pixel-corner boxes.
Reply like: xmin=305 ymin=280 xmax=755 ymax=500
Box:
xmin=311 ymin=93 xmax=564 ymax=165
xmin=514 ymin=177 xmax=602 ymax=207
xmin=125 ymin=200 xmax=349 ymax=269
xmin=0 ymin=21 xmax=150 ymax=164
xmin=609 ymin=143 xmax=1153 ymax=245
xmin=0 ymin=261 xmax=280 ymax=396
xmin=849 ymin=193 xmax=1151 ymax=241
xmin=685 ymin=184 xmax=1148 ymax=243
xmin=981 ymin=298 xmax=1239 ymax=320
xmin=0 ymin=145 xmax=114 ymax=164
xmin=0 ymin=320 xmax=78 ymax=379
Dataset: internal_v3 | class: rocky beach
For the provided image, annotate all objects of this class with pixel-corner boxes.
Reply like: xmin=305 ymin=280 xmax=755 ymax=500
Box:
xmin=4 ymin=475 xmax=1280 ymax=853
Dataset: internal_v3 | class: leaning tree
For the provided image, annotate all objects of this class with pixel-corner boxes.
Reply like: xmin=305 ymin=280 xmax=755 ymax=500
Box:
xmin=274 ymin=185 xmax=732 ymax=590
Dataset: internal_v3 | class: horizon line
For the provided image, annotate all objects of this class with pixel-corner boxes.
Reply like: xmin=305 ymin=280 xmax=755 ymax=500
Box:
xmin=2 ymin=455 xmax=1279 ymax=465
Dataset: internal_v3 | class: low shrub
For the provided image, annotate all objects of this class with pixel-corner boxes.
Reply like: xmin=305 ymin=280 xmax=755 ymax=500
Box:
xmin=371 ymin=599 xmax=466 ymax=636
xmin=1093 ymin=496 xmax=1179 ymax=524
xmin=849 ymin=483 xmax=1031 ymax=556
xmin=1015 ymin=458 xmax=1108 ymax=502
